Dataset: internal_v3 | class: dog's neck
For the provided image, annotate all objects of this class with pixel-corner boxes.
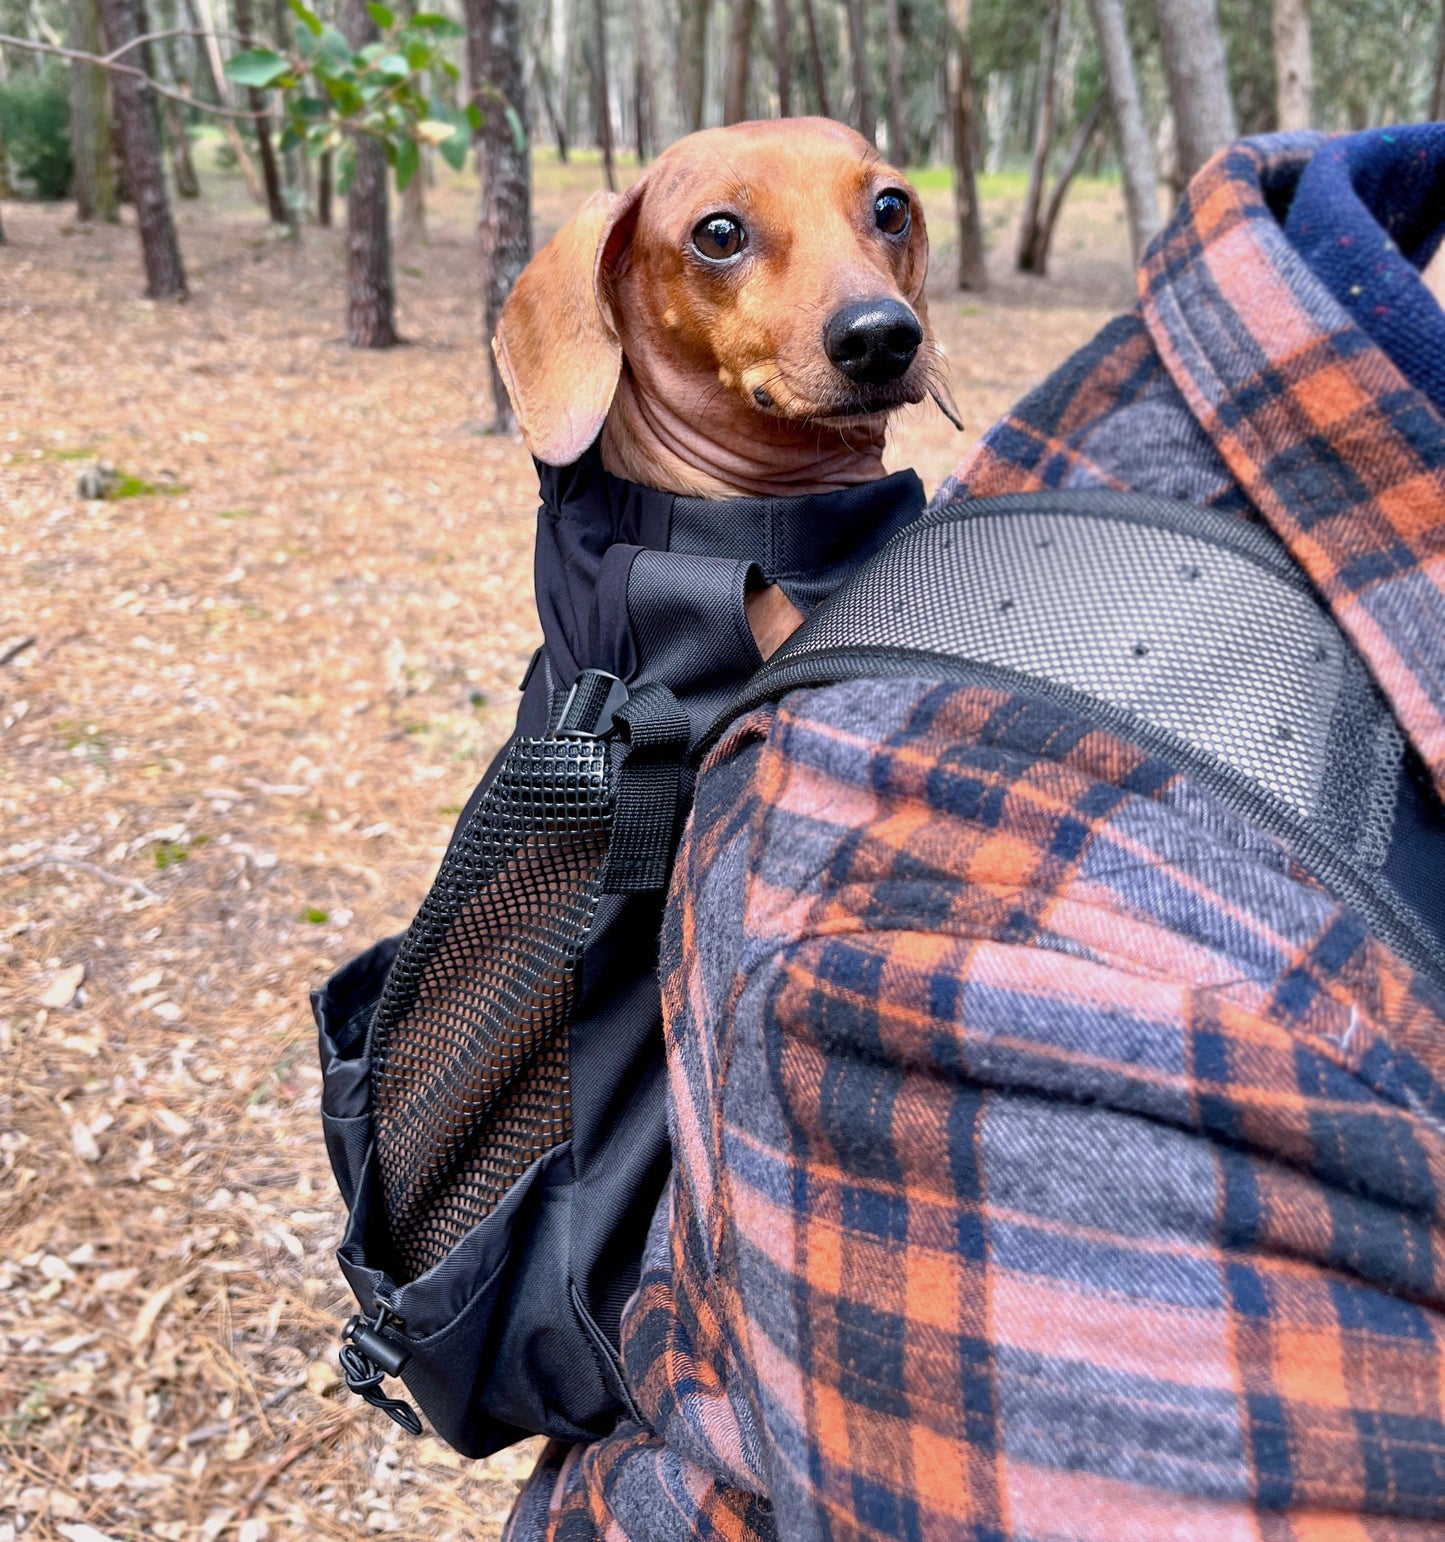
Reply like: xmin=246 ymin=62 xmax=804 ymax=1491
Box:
xmin=599 ymin=358 xmax=891 ymax=499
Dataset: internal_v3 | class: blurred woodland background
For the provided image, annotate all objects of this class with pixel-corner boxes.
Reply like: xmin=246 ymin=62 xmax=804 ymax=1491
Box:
xmin=3 ymin=0 xmax=1445 ymax=1539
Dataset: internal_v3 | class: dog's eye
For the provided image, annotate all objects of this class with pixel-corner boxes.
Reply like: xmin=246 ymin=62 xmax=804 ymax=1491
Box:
xmin=874 ymin=190 xmax=910 ymax=237
xmin=692 ymin=215 xmax=746 ymax=261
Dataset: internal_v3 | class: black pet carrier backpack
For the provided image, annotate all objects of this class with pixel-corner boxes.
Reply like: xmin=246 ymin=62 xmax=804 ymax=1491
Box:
xmin=313 ymin=487 xmax=1445 ymax=1459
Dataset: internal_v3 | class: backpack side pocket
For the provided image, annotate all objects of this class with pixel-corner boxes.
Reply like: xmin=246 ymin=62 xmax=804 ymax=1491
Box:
xmin=313 ymin=935 xmax=400 ymax=1212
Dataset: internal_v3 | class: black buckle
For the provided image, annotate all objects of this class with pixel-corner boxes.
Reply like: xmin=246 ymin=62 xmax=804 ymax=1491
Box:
xmin=553 ymin=669 xmax=631 ymax=740
xmin=339 ymin=1303 xmax=423 ymax=1435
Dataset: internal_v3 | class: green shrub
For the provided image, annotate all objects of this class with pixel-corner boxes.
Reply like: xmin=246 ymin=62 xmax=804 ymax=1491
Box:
xmin=0 ymin=66 xmax=73 ymax=200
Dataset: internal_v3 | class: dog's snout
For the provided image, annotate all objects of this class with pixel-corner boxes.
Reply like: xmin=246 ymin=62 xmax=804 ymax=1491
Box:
xmin=823 ymin=298 xmax=923 ymax=385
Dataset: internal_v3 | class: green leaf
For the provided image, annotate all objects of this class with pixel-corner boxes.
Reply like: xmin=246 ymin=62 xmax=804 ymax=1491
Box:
xmin=287 ymin=0 xmax=323 ymax=35
xmin=394 ymin=133 xmax=418 ymax=190
xmin=404 ymin=37 xmax=431 ymax=69
xmin=376 ymin=51 xmax=410 ymax=79
xmin=409 ymin=11 xmax=464 ymax=34
xmin=438 ymin=109 xmax=471 ymax=169
xmin=439 ymin=57 xmax=459 ymax=81
xmin=224 ymin=48 xmax=290 ymax=88
xmin=316 ymin=24 xmax=352 ymax=68
xmin=464 ymin=100 xmax=482 ymax=132
xmin=297 ymin=94 xmax=330 ymax=118
xmin=365 ymin=0 xmax=394 ymax=27
xmin=503 ymin=103 xmax=527 ymax=157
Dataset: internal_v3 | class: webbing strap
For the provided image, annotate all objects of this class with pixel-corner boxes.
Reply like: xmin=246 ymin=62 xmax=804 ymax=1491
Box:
xmin=601 ymin=683 xmax=690 ymax=894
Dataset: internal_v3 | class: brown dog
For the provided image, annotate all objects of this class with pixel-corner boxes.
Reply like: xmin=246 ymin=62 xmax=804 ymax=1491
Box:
xmin=492 ymin=118 xmax=958 ymax=652
xmin=493 ymin=118 xmax=958 ymax=498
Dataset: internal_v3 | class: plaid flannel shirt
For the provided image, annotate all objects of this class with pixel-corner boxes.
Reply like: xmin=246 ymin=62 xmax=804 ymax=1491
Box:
xmin=504 ymin=134 xmax=1445 ymax=1540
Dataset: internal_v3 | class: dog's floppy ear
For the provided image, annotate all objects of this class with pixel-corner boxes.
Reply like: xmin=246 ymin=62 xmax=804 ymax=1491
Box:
xmin=898 ymin=187 xmax=963 ymax=432
xmin=493 ymin=182 xmax=645 ymax=465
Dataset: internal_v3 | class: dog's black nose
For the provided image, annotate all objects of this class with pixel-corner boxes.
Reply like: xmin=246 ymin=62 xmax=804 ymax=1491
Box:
xmin=823 ymin=298 xmax=923 ymax=385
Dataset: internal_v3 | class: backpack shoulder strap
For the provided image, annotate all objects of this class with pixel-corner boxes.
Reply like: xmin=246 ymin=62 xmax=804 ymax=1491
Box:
xmin=700 ymin=489 xmax=1445 ymax=984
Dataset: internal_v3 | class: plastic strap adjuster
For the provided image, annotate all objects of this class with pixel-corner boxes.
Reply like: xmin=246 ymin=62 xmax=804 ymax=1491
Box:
xmin=553 ymin=669 xmax=631 ymax=740
xmin=339 ymin=1303 xmax=423 ymax=1436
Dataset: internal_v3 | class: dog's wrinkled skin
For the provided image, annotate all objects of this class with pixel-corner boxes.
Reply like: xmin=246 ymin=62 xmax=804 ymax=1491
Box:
xmin=493 ymin=118 xmax=958 ymax=501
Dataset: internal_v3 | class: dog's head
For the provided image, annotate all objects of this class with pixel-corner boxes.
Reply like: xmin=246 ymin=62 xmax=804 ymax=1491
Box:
xmin=494 ymin=118 xmax=960 ymax=468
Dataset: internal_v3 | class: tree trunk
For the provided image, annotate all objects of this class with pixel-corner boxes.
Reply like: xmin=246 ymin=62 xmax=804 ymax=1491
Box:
xmin=1016 ymin=0 xmax=1061 ymax=272
xmin=1153 ymin=0 xmax=1237 ymax=181
xmin=561 ymin=0 xmax=580 ymax=153
xmin=318 ymin=148 xmax=333 ymax=227
xmin=234 ymin=0 xmax=289 ymax=224
xmin=799 ymin=0 xmax=829 ymax=116
xmin=1021 ymin=94 xmax=1102 ymax=273
xmin=465 ymin=0 xmax=532 ymax=431
xmin=634 ymin=0 xmax=657 ymax=157
xmin=884 ymin=0 xmax=905 ymax=161
xmin=342 ymin=0 xmax=398 ymax=345
xmin=1433 ymin=0 xmax=1445 ymax=121
xmin=592 ymin=0 xmax=615 ymax=188
xmin=97 ymin=0 xmax=187 ymax=297
xmin=1084 ymin=0 xmax=1160 ymax=262
xmin=533 ymin=36 xmax=570 ymax=158
xmin=162 ymin=98 xmax=202 ymax=196
xmin=185 ymin=0 xmax=264 ymax=203
xmin=678 ymin=0 xmax=711 ymax=132
xmin=1270 ymin=0 xmax=1311 ymax=130
xmin=845 ymin=0 xmax=875 ymax=144
xmin=724 ymin=0 xmax=755 ymax=123
xmin=68 ymin=0 xmax=119 ymax=222
xmin=273 ymin=0 xmax=304 ymax=222
xmin=945 ymin=0 xmax=985 ymax=290
xmin=773 ymin=0 xmax=791 ymax=116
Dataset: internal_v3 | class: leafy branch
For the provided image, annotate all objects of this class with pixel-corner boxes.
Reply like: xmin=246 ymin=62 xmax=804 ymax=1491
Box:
xmin=0 ymin=0 xmax=527 ymax=194
xmin=225 ymin=0 xmax=482 ymax=192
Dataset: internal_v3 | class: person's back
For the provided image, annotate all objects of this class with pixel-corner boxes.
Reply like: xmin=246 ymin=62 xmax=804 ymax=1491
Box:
xmin=505 ymin=125 xmax=1445 ymax=1541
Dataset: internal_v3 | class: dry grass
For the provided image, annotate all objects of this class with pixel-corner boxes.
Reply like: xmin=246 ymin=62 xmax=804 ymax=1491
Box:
xmin=0 ymin=145 xmax=1129 ymax=1540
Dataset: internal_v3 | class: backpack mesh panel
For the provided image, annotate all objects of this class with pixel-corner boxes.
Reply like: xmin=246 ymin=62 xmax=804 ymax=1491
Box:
xmin=368 ymin=735 xmax=613 ymax=1282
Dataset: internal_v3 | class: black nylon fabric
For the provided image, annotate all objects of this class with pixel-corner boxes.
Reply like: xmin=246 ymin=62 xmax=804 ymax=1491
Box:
xmin=315 ymin=450 xmax=926 ymax=1458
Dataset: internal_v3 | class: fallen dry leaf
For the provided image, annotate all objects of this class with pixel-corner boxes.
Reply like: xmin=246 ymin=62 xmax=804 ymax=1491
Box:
xmin=39 ymin=963 xmax=86 ymax=1009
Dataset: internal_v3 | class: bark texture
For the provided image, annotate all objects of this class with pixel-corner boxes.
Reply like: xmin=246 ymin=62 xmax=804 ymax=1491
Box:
xmin=945 ymin=0 xmax=985 ymax=290
xmin=724 ymin=0 xmax=756 ymax=124
xmin=1017 ymin=0 xmax=1062 ymax=272
xmin=97 ymin=0 xmax=187 ymax=297
xmin=467 ymin=0 xmax=532 ymax=431
xmin=1153 ymin=0 xmax=1237 ymax=180
xmin=342 ymin=0 xmax=398 ymax=345
xmin=1271 ymin=0 xmax=1312 ymax=130
xmin=1085 ymin=0 xmax=1160 ymax=262
xmin=799 ymin=0 xmax=829 ymax=116
xmin=68 ymin=0 xmax=119 ymax=222
xmin=845 ymin=0 xmax=875 ymax=144
xmin=773 ymin=0 xmax=791 ymax=116
xmin=234 ymin=0 xmax=289 ymax=224
xmin=678 ymin=0 xmax=711 ymax=131
xmin=884 ymin=0 xmax=906 ymax=161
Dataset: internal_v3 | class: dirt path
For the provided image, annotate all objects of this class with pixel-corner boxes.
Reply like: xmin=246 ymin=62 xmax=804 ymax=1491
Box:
xmin=0 ymin=155 xmax=1129 ymax=1541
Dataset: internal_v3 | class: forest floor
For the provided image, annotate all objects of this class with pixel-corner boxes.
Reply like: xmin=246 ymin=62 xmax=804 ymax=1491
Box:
xmin=0 ymin=145 xmax=1134 ymax=1542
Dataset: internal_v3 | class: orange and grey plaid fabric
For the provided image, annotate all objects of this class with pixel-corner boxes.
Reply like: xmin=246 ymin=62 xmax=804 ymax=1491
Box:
xmin=504 ymin=134 xmax=1445 ymax=1540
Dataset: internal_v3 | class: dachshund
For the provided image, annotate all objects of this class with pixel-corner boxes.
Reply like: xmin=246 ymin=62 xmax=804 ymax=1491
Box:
xmin=492 ymin=117 xmax=960 ymax=656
